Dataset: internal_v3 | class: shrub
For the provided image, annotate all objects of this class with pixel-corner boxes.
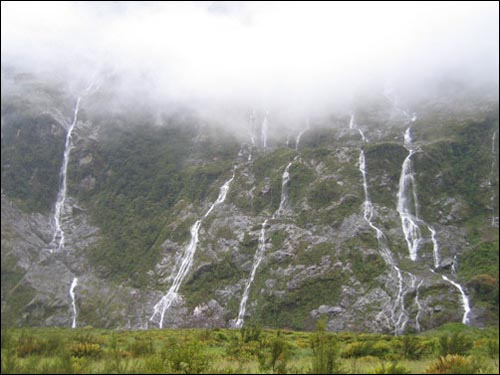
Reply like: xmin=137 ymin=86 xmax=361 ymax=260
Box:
xmin=400 ymin=335 xmax=424 ymax=360
xmin=164 ymin=337 xmax=210 ymax=374
xmin=16 ymin=335 xmax=43 ymax=357
xmin=266 ymin=330 xmax=291 ymax=374
xmin=486 ymin=339 xmax=499 ymax=359
xmin=241 ymin=324 xmax=262 ymax=343
xmin=214 ymin=331 xmax=228 ymax=342
xmin=226 ymin=327 xmax=265 ymax=361
xmin=310 ymin=319 xmax=343 ymax=374
xmin=1 ymin=351 xmax=20 ymax=374
xmin=1 ymin=329 xmax=13 ymax=349
xmin=372 ymin=362 xmax=411 ymax=374
xmin=144 ymin=353 xmax=168 ymax=374
xmin=438 ymin=333 xmax=473 ymax=356
xmin=44 ymin=333 xmax=65 ymax=355
xmin=69 ymin=342 xmax=102 ymax=358
xmin=74 ymin=332 xmax=102 ymax=345
xmin=129 ymin=338 xmax=154 ymax=357
xmin=425 ymin=355 xmax=483 ymax=374
xmin=104 ymin=335 xmax=131 ymax=373
xmin=341 ymin=340 xmax=391 ymax=359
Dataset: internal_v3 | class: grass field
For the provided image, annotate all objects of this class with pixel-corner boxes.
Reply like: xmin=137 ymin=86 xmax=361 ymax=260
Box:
xmin=1 ymin=323 xmax=498 ymax=374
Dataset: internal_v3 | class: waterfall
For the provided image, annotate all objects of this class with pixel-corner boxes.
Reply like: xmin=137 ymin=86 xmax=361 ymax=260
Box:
xmin=261 ymin=112 xmax=268 ymax=149
xmin=349 ymin=114 xmax=367 ymax=142
xmin=151 ymin=170 xmax=235 ymax=328
xmin=414 ymin=279 xmax=424 ymax=332
xmin=359 ymin=150 xmax=410 ymax=334
xmin=428 ymin=226 xmax=440 ymax=269
xmin=441 ymin=275 xmax=471 ymax=324
xmin=295 ymin=119 xmax=310 ymax=151
xmin=385 ymin=95 xmax=425 ymax=262
xmin=69 ymin=277 xmax=78 ymax=329
xmin=234 ymin=219 xmax=268 ymax=328
xmin=451 ymin=255 xmax=458 ymax=275
xmin=397 ymin=127 xmax=423 ymax=261
xmin=235 ymin=154 xmax=297 ymax=327
xmin=51 ymin=97 xmax=81 ymax=252
xmin=204 ymin=170 xmax=235 ymax=218
xmin=491 ymin=130 xmax=498 ymax=227
xmin=50 ymin=79 xmax=100 ymax=253
xmin=352 ymin=112 xmax=420 ymax=334
xmin=276 ymin=162 xmax=293 ymax=215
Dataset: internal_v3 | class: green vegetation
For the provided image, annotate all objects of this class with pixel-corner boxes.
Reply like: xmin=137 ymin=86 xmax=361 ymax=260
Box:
xmin=0 ymin=110 xmax=65 ymax=213
xmin=310 ymin=319 xmax=343 ymax=374
xmin=0 ymin=326 xmax=497 ymax=374
xmin=254 ymin=272 xmax=345 ymax=331
xmin=363 ymin=142 xmax=407 ymax=209
xmin=1 ymin=77 xmax=498 ymax=333
xmin=76 ymin=121 xmax=239 ymax=288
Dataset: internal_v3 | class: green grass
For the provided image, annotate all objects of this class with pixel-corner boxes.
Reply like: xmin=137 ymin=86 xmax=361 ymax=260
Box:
xmin=1 ymin=326 xmax=498 ymax=374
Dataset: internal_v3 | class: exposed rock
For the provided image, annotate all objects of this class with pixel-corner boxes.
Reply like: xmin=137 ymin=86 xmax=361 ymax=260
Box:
xmin=79 ymin=175 xmax=96 ymax=191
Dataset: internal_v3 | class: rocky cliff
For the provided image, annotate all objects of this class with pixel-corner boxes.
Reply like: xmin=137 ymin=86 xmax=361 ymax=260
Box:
xmin=1 ymin=72 xmax=498 ymax=333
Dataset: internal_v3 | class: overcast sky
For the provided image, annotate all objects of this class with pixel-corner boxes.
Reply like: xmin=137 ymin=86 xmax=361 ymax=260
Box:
xmin=2 ymin=1 xmax=499 ymax=115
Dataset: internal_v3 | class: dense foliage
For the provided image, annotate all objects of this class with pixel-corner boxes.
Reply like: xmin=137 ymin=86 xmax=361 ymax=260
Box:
xmin=0 ymin=324 xmax=497 ymax=374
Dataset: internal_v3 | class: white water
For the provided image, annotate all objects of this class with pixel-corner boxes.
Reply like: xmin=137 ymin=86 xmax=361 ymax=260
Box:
xmin=414 ymin=279 xmax=424 ymax=332
xmin=441 ymin=274 xmax=471 ymax=324
xmin=69 ymin=277 xmax=78 ymax=329
xmin=276 ymin=162 xmax=293 ymax=215
xmin=397 ymin=127 xmax=423 ymax=261
xmin=451 ymin=255 xmax=458 ymax=275
xmin=204 ymin=169 xmax=235 ymax=218
xmin=349 ymin=114 xmax=367 ymax=142
xmin=51 ymin=97 xmax=81 ymax=252
xmin=234 ymin=219 xmax=268 ymax=328
xmin=359 ymin=150 xmax=410 ymax=334
xmin=491 ymin=130 xmax=498 ymax=227
xmin=428 ymin=226 xmax=440 ymax=269
xmin=151 ymin=170 xmax=235 ymax=328
xmin=261 ymin=112 xmax=268 ymax=149
xmin=236 ymin=153 xmax=298 ymax=327
xmin=295 ymin=119 xmax=310 ymax=151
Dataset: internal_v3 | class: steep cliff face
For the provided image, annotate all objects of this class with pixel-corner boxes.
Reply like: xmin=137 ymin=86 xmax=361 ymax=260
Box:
xmin=1 ymin=72 xmax=498 ymax=333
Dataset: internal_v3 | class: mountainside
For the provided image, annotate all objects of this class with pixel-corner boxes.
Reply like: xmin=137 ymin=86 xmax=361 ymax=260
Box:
xmin=1 ymin=71 xmax=499 ymax=333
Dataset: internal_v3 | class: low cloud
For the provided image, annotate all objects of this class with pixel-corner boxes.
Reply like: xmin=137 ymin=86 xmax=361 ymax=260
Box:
xmin=2 ymin=1 xmax=499 ymax=120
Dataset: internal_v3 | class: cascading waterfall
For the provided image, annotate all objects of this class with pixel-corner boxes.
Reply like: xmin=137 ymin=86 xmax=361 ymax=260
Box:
xmin=490 ymin=130 xmax=498 ymax=227
xmin=235 ymin=155 xmax=297 ymax=327
xmin=359 ymin=150 xmax=409 ymax=334
xmin=276 ymin=162 xmax=293 ymax=215
xmin=396 ymin=126 xmax=423 ymax=261
xmin=234 ymin=219 xmax=268 ymax=328
xmin=51 ymin=97 xmax=81 ymax=252
xmin=428 ymin=226 xmax=440 ymax=269
xmin=295 ymin=119 xmax=310 ymax=151
xmin=441 ymin=275 xmax=471 ymax=324
xmin=414 ymin=279 xmax=424 ymax=332
xmin=451 ymin=256 xmax=458 ymax=275
xmin=386 ymin=94 xmax=432 ymax=262
xmin=349 ymin=114 xmax=367 ymax=142
xmin=204 ymin=170 xmax=235 ymax=217
xmin=429 ymin=267 xmax=471 ymax=325
xmin=393 ymin=104 xmax=443 ymax=269
xmin=151 ymin=169 xmax=235 ymax=328
xmin=352 ymin=114 xmax=419 ymax=334
xmin=261 ymin=112 xmax=268 ymax=149
xmin=69 ymin=277 xmax=78 ymax=329
xmin=50 ymin=80 xmax=100 ymax=253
